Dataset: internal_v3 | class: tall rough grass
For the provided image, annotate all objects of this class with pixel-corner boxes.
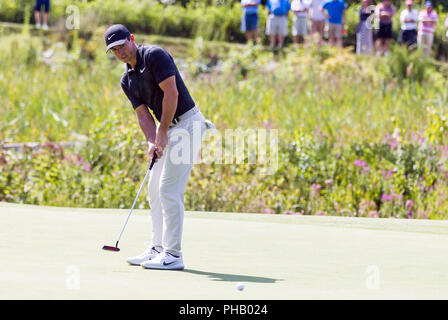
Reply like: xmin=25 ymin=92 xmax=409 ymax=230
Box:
xmin=1 ymin=32 xmax=448 ymax=219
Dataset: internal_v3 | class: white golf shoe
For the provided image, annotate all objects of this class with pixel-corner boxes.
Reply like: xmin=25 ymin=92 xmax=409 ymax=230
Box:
xmin=141 ymin=251 xmax=184 ymax=270
xmin=126 ymin=246 xmax=161 ymax=266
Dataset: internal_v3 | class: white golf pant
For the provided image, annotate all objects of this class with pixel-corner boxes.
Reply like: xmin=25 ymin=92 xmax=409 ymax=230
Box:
xmin=147 ymin=110 xmax=210 ymax=257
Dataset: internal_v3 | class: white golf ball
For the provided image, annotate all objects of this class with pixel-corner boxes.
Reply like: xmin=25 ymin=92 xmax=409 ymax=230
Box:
xmin=236 ymin=282 xmax=245 ymax=291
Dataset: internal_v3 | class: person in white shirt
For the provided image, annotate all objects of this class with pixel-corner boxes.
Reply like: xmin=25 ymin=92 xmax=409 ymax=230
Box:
xmin=291 ymin=0 xmax=310 ymax=48
xmin=308 ymin=0 xmax=326 ymax=44
xmin=399 ymin=0 xmax=418 ymax=50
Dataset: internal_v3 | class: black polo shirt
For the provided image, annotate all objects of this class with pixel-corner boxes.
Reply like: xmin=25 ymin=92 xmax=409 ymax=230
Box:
xmin=120 ymin=45 xmax=195 ymax=122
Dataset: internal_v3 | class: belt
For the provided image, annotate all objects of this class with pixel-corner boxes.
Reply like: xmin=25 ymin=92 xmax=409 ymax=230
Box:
xmin=171 ymin=106 xmax=199 ymax=126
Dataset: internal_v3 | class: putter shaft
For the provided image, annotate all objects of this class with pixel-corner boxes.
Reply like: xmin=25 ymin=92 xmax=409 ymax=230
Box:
xmin=115 ymin=157 xmax=156 ymax=246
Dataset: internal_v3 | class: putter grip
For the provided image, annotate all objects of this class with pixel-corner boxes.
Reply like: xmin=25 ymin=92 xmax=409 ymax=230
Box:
xmin=149 ymin=151 xmax=157 ymax=170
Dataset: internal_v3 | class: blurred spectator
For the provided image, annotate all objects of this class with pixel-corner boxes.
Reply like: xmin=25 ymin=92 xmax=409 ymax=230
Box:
xmin=321 ymin=0 xmax=347 ymax=47
xmin=291 ymin=0 xmax=310 ymax=48
xmin=34 ymin=0 xmax=50 ymax=30
xmin=418 ymin=1 xmax=438 ymax=57
xmin=308 ymin=0 xmax=326 ymax=44
xmin=356 ymin=0 xmax=373 ymax=54
xmin=266 ymin=0 xmax=291 ymax=49
xmin=241 ymin=0 xmax=261 ymax=44
xmin=375 ymin=0 xmax=395 ymax=56
xmin=399 ymin=0 xmax=418 ymax=51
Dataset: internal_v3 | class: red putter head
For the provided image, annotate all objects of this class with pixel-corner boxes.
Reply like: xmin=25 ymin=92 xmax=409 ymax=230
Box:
xmin=102 ymin=245 xmax=120 ymax=252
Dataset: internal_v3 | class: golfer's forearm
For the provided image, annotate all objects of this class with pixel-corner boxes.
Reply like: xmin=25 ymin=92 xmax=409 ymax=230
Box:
xmin=158 ymin=93 xmax=178 ymax=132
xmin=139 ymin=117 xmax=157 ymax=144
xmin=135 ymin=106 xmax=157 ymax=143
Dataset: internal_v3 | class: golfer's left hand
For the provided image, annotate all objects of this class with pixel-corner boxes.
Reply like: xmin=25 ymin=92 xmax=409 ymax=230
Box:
xmin=147 ymin=143 xmax=163 ymax=162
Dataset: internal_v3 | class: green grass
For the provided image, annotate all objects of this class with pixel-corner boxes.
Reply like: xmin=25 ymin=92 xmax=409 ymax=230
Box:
xmin=1 ymin=202 xmax=448 ymax=299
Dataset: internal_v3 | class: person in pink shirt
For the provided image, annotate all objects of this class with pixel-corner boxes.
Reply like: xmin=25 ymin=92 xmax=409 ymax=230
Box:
xmin=374 ymin=0 xmax=395 ymax=56
xmin=418 ymin=1 xmax=438 ymax=57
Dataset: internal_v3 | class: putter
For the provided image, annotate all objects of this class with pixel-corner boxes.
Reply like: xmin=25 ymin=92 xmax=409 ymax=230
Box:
xmin=103 ymin=153 xmax=157 ymax=252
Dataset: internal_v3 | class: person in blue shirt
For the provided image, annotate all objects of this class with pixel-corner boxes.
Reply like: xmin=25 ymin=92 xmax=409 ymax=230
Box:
xmin=266 ymin=0 xmax=291 ymax=49
xmin=241 ymin=0 xmax=261 ymax=44
xmin=321 ymin=0 xmax=346 ymax=47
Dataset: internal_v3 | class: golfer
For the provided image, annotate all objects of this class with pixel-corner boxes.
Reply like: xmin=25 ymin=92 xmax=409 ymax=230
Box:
xmin=105 ymin=24 xmax=213 ymax=270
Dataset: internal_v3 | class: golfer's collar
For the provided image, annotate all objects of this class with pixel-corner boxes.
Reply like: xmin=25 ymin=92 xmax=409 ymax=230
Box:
xmin=126 ymin=45 xmax=144 ymax=73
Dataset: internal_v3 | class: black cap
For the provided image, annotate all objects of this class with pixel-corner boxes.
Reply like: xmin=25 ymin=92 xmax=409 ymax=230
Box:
xmin=105 ymin=24 xmax=131 ymax=53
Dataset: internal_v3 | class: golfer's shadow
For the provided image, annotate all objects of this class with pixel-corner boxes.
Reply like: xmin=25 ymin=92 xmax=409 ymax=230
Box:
xmin=183 ymin=269 xmax=281 ymax=283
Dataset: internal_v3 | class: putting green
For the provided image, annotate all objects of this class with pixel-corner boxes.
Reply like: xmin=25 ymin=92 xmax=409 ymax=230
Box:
xmin=1 ymin=202 xmax=447 ymax=299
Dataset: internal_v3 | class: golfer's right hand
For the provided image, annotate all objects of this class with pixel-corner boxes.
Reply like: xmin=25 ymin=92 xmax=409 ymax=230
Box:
xmin=147 ymin=143 xmax=163 ymax=163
